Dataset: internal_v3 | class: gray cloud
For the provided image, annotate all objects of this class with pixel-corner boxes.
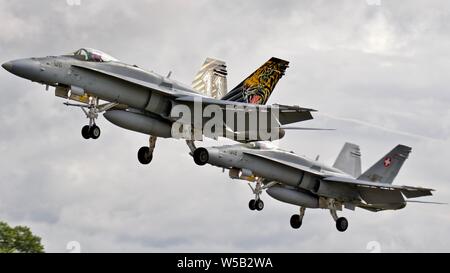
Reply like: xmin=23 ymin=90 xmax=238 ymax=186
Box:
xmin=0 ymin=0 xmax=449 ymax=252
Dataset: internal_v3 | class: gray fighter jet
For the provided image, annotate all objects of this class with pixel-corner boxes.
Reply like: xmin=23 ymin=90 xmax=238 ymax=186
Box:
xmin=191 ymin=142 xmax=437 ymax=232
xmin=2 ymin=48 xmax=315 ymax=164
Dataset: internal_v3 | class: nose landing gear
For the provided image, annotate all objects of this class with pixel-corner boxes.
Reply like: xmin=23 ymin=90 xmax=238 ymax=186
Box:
xmin=248 ymin=180 xmax=278 ymax=212
xmin=248 ymin=178 xmax=267 ymax=212
xmin=64 ymin=97 xmax=118 ymax=140
xmin=248 ymin=198 xmax=264 ymax=211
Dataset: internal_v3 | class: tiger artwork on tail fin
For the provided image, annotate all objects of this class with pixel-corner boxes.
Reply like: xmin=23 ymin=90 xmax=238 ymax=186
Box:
xmin=221 ymin=57 xmax=289 ymax=105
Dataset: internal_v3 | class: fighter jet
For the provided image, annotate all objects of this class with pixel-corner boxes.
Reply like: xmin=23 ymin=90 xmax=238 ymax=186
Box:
xmin=2 ymin=48 xmax=316 ymax=164
xmin=190 ymin=142 xmax=438 ymax=232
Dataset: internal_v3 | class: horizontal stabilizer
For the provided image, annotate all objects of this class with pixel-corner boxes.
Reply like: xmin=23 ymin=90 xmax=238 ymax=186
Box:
xmin=323 ymin=176 xmax=435 ymax=202
xmin=401 ymin=186 xmax=433 ymax=198
xmin=359 ymin=187 xmax=405 ymax=204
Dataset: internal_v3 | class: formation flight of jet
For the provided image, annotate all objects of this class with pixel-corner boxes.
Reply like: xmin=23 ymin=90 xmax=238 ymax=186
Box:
xmin=2 ymin=48 xmax=316 ymax=164
xmin=3 ymin=48 xmax=440 ymax=233
xmin=191 ymin=142 xmax=437 ymax=232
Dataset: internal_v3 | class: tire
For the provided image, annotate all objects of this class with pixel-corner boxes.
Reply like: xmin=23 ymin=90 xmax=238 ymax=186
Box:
xmin=248 ymin=199 xmax=256 ymax=211
xmin=89 ymin=125 xmax=101 ymax=139
xmin=290 ymin=214 xmax=302 ymax=229
xmin=81 ymin=125 xmax=91 ymax=139
xmin=138 ymin=146 xmax=152 ymax=165
xmin=255 ymin=200 xmax=264 ymax=211
xmin=336 ymin=217 xmax=348 ymax=232
xmin=193 ymin=148 xmax=209 ymax=166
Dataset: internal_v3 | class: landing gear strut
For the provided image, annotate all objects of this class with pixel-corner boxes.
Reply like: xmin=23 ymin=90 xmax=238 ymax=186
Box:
xmin=138 ymin=135 xmax=157 ymax=165
xmin=185 ymin=140 xmax=197 ymax=154
xmin=248 ymin=178 xmax=265 ymax=211
xmin=64 ymin=97 xmax=118 ymax=140
xmin=329 ymin=199 xmax=348 ymax=232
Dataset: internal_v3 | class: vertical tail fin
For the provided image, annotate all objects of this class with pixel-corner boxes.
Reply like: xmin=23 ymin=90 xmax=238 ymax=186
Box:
xmin=333 ymin=143 xmax=362 ymax=178
xmin=358 ymin=145 xmax=411 ymax=184
xmin=221 ymin=57 xmax=289 ymax=105
xmin=192 ymin=57 xmax=228 ymax=99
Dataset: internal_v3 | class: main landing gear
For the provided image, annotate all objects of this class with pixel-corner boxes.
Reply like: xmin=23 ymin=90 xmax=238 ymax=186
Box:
xmin=330 ymin=208 xmax=348 ymax=232
xmin=138 ymin=135 xmax=157 ymax=165
xmin=137 ymin=137 xmax=199 ymax=166
xmin=290 ymin=207 xmax=305 ymax=229
xmin=64 ymin=97 xmax=118 ymax=140
xmin=193 ymin=147 xmax=209 ymax=166
xmin=328 ymin=198 xmax=348 ymax=232
xmin=289 ymin=199 xmax=348 ymax=232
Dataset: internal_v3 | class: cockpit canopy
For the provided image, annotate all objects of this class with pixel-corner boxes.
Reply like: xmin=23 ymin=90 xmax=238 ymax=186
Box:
xmin=72 ymin=48 xmax=118 ymax=62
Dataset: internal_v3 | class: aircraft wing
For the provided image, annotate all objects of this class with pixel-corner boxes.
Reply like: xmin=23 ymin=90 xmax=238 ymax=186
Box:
xmin=242 ymin=151 xmax=325 ymax=176
xmin=323 ymin=176 xmax=434 ymax=198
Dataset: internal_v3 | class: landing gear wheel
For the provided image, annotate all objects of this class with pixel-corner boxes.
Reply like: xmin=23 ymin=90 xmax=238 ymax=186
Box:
xmin=89 ymin=125 xmax=101 ymax=139
xmin=138 ymin=146 xmax=153 ymax=165
xmin=248 ymin=199 xmax=256 ymax=211
xmin=290 ymin=214 xmax=302 ymax=229
xmin=336 ymin=217 xmax=348 ymax=232
xmin=193 ymin=148 xmax=209 ymax=166
xmin=255 ymin=199 xmax=264 ymax=211
xmin=81 ymin=125 xmax=91 ymax=139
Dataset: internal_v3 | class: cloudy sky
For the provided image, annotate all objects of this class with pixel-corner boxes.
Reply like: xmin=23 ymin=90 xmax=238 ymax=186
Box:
xmin=0 ymin=0 xmax=449 ymax=252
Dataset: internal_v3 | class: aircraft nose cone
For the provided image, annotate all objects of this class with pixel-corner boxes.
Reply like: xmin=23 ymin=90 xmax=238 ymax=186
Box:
xmin=2 ymin=58 xmax=41 ymax=80
xmin=2 ymin=62 xmax=12 ymax=72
